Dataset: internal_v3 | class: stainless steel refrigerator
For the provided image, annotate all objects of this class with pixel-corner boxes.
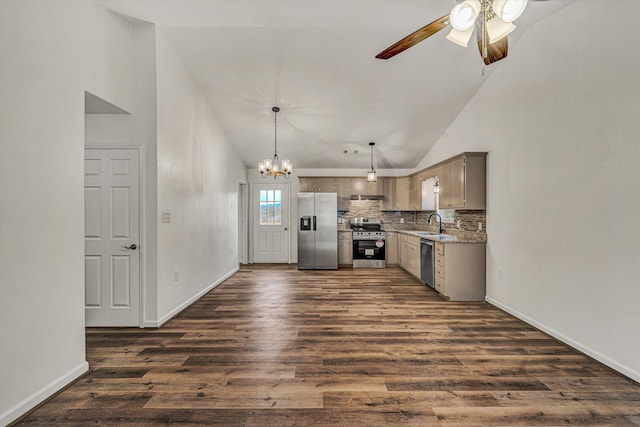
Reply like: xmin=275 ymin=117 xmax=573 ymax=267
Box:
xmin=297 ymin=192 xmax=338 ymax=269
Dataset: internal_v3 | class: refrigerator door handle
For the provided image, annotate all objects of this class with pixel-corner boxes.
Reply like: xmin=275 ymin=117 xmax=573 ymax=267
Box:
xmin=313 ymin=216 xmax=317 ymax=231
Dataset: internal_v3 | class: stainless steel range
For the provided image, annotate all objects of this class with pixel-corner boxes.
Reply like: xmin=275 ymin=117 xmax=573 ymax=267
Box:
xmin=350 ymin=218 xmax=386 ymax=268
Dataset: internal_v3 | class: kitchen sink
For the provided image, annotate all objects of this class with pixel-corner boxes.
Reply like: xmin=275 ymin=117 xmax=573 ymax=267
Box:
xmin=414 ymin=232 xmax=457 ymax=241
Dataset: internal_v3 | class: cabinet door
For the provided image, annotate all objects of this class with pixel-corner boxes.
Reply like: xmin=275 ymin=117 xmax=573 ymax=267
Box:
xmin=380 ymin=177 xmax=394 ymax=211
xmin=408 ymin=242 xmax=420 ymax=278
xmin=351 ymin=178 xmax=381 ymax=195
xmin=399 ymin=241 xmax=408 ymax=269
xmin=385 ymin=232 xmax=398 ymax=264
xmin=409 ymin=174 xmax=422 ymax=210
xmin=440 ymin=158 xmax=465 ymax=209
xmin=337 ymin=178 xmax=351 ymax=211
xmin=351 ymin=178 xmax=367 ymax=195
xmin=298 ymin=178 xmax=313 ymax=192
xmin=317 ymin=178 xmax=338 ymax=192
xmin=299 ymin=178 xmax=338 ymax=193
xmin=338 ymin=233 xmax=353 ymax=264
xmin=395 ymin=177 xmax=411 ymax=210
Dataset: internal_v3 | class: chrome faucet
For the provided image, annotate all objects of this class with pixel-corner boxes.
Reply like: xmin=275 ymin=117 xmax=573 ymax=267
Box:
xmin=428 ymin=213 xmax=444 ymax=234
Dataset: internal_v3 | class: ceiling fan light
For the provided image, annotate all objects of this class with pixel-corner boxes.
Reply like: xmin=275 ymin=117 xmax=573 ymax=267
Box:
xmin=450 ymin=0 xmax=481 ymax=31
xmin=486 ymin=17 xmax=516 ymax=43
xmin=493 ymin=0 xmax=528 ymax=23
xmin=446 ymin=27 xmax=474 ymax=48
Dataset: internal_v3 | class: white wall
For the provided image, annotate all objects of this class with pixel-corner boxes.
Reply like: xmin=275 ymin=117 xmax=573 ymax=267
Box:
xmin=84 ymin=0 xmax=134 ymax=112
xmin=155 ymin=31 xmax=247 ymax=323
xmin=418 ymin=1 xmax=640 ymax=381
xmin=0 ymin=1 xmax=88 ymax=425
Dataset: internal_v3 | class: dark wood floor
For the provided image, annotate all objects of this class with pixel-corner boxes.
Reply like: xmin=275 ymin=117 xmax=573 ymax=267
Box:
xmin=15 ymin=265 xmax=640 ymax=426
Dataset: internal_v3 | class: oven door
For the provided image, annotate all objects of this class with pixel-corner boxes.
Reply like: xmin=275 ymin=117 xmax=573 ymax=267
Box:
xmin=352 ymin=238 xmax=386 ymax=261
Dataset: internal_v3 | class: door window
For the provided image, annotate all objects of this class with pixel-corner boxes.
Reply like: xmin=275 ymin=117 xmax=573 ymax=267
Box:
xmin=259 ymin=189 xmax=282 ymax=225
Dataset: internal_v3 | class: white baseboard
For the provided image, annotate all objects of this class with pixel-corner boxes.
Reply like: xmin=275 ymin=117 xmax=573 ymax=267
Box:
xmin=0 ymin=361 xmax=89 ymax=427
xmin=142 ymin=319 xmax=160 ymax=328
xmin=486 ymin=297 xmax=640 ymax=383
xmin=155 ymin=267 xmax=239 ymax=328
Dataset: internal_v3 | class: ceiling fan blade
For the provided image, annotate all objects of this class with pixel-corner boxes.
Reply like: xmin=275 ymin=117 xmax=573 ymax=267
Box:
xmin=476 ymin=21 xmax=509 ymax=65
xmin=478 ymin=37 xmax=508 ymax=65
xmin=375 ymin=14 xmax=450 ymax=60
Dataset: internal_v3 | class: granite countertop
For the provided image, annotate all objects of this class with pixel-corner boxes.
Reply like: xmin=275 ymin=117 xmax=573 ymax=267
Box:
xmin=394 ymin=229 xmax=486 ymax=244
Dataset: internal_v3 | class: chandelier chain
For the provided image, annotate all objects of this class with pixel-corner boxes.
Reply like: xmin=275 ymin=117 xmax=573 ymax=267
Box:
xmin=273 ymin=107 xmax=278 ymax=156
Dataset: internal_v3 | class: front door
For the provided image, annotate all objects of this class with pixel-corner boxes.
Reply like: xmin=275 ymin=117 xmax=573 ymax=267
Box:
xmin=84 ymin=148 xmax=141 ymax=326
xmin=253 ymin=183 xmax=289 ymax=263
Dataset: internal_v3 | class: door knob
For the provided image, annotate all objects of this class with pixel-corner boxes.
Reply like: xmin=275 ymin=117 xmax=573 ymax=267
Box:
xmin=284 ymin=227 xmax=288 ymax=231
xmin=123 ymin=244 xmax=137 ymax=250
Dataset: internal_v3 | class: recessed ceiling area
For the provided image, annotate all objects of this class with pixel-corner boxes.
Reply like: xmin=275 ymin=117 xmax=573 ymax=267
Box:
xmin=101 ymin=0 xmax=575 ymax=170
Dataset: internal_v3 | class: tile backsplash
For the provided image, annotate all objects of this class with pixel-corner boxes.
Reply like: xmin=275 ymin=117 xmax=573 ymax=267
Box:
xmin=338 ymin=200 xmax=487 ymax=241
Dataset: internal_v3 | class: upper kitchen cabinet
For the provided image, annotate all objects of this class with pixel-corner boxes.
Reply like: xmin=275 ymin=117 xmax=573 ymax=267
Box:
xmin=299 ymin=177 xmax=338 ymax=193
xmin=299 ymin=177 xmax=349 ymax=210
xmin=337 ymin=178 xmax=352 ymax=211
xmin=409 ymin=174 xmax=422 ymax=210
xmin=380 ymin=177 xmax=394 ymax=211
xmin=438 ymin=153 xmax=486 ymax=210
xmin=350 ymin=178 xmax=381 ymax=196
xmin=395 ymin=177 xmax=411 ymax=210
xmin=380 ymin=177 xmax=411 ymax=211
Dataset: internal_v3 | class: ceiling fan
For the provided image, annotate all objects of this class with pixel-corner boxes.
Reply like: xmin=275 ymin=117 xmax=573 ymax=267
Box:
xmin=376 ymin=0 xmax=534 ymax=65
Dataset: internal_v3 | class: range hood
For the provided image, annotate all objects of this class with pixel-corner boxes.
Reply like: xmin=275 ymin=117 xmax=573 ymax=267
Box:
xmin=350 ymin=194 xmax=383 ymax=201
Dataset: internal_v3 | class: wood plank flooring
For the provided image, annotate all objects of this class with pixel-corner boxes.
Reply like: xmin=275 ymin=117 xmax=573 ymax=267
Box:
xmin=15 ymin=265 xmax=640 ymax=426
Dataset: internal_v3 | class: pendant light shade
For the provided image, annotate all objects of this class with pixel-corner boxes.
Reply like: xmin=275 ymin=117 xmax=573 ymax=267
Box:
xmin=258 ymin=106 xmax=293 ymax=179
xmin=367 ymin=142 xmax=377 ymax=182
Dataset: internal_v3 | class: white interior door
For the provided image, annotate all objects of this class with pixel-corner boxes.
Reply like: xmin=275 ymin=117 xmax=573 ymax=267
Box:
xmin=253 ymin=183 xmax=289 ymax=263
xmin=84 ymin=148 xmax=140 ymax=326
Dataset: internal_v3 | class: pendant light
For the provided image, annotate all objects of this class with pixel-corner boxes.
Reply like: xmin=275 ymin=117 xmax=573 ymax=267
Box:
xmin=258 ymin=106 xmax=292 ymax=179
xmin=367 ymin=142 xmax=377 ymax=182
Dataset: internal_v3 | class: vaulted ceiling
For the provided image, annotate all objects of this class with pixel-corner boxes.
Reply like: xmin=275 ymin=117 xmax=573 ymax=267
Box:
xmin=101 ymin=0 xmax=574 ymax=170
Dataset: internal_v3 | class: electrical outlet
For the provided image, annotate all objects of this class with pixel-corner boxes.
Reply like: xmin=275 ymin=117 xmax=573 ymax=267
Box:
xmin=174 ymin=271 xmax=179 ymax=282
xmin=478 ymin=222 xmax=483 ymax=231
xmin=400 ymin=218 xmax=404 ymax=224
xmin=162 ymin=211 xmax=171 ymax=223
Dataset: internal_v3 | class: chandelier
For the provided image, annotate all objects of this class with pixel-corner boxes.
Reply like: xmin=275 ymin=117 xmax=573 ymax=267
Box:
xmin=258 ymin=106 xmax=293 ymax=179
xmin=367 ymin=142 xmax=377 ymax=183
xmin=446 ymin=0 xmax=528 ymax=52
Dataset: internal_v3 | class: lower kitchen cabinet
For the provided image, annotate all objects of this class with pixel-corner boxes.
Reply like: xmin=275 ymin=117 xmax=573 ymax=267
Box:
xmin=385 ymin=232 xmax=397 ymax=265
xmin=338 ymin=231 xmax=352 ymax=265
xmin=434 ymin=242 xmax=485 ymax=301
xmin=399 ymin=233 xmax=420 ymax=278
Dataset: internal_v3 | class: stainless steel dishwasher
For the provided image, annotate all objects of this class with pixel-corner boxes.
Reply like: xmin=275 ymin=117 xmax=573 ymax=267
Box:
xmin=420 ymin=239 xmax=435 ymax=289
